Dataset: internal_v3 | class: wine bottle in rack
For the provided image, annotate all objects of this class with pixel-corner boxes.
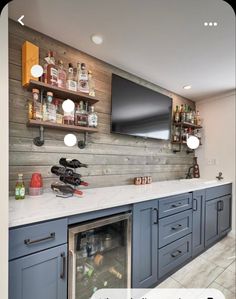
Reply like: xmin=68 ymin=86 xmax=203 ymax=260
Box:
xmin=59 ymin=158 xmax=88 ymax=168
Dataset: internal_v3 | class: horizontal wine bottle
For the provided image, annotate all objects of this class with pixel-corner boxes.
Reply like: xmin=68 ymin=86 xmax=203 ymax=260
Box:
xmin=51 ymin=166 xmax=74 ymax=176
xmin=59 ymin=158 xmax=88 ymax=168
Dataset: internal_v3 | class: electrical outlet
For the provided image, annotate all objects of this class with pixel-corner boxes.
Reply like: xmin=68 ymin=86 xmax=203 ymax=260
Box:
xmin=207 ymin=158 xmax=216 ymax=165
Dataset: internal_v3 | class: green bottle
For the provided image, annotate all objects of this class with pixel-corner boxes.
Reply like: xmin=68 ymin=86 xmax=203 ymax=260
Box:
xmin=15 ymin=173 xmax=25 ymax=200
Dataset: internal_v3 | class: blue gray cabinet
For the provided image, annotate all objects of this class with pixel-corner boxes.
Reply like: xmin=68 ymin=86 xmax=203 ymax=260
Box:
xmin=9 ymin=244 xmax=67 ymax=299
xmin=192 ymin=190 xmax=205 ymax=257
xmin=205 ymin=185 xmax=232 ymax=248
xmin=132 ymin=200 xmax=158 ymax=288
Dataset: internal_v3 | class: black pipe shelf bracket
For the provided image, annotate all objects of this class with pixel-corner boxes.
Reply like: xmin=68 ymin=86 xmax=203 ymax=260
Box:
xmin=78 ymin=132 xmax=88 ymax=149
xmin=33 ymin=125 xmax=45 ymax=146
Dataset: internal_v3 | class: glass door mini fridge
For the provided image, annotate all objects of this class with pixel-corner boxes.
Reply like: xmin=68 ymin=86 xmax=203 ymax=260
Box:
xmin=68 ymin=213 xmax=132 ymax=299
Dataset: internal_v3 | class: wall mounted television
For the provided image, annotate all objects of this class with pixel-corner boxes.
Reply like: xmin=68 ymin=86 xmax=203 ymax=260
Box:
xmin=111 ymin=74 xmax=173 ymax=140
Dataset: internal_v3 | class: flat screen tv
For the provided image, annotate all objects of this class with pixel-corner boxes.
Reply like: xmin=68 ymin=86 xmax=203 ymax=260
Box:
xmin=111 ymin=74 xmax=173 ymax=140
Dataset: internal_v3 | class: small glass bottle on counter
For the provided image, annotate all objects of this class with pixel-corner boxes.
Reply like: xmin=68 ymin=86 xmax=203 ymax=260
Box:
xmin=57 ymin=60 xmax=67 ymax=89
xmin=88 ymin=106 xmax=98 ymax=128
xmin=15 ymin=173 xmax=25 ymax=200
xmin=75 ymin=100 xmax=88 ymax=126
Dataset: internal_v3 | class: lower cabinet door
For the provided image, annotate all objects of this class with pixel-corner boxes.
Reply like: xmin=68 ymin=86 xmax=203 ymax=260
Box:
xmin=219 ymin=195 xmax=232 ymax=236
xmin=205 ymin=198 xmax=220 ymax=247
xmin=132 ymin=200 xmax=158 ymax=288
xmin=192 ymin=190 xmax=205 ymax=257
xmin=9 ymin=244 xmax=67 ymax=299
xmin=158 ymin=234 xmax=192 ymax=278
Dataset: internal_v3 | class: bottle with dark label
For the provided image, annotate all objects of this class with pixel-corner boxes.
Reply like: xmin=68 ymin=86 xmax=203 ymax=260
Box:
xmin=59 ymin=158 xmax=88 ymax=168
xmin=193 ymin=157 xmax=200 ymax=178
xmin=75 ymin=101 xmax=88 ymax=127
xmin=51 ymin=166 xmax=74 ymax=176
xmin=174 ymin=105 xmax=180 ymax=122
xmin=59 ymin=175 xmax=88 ymax=187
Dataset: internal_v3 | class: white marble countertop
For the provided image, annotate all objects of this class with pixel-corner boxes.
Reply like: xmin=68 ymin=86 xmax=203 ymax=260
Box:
xmin=9 ymin=179 xmax=232 ymax=228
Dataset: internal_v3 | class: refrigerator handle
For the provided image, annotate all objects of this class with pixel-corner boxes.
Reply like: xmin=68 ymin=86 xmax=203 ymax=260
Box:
xmin=68 ymin=249 xmax=76 ymax=299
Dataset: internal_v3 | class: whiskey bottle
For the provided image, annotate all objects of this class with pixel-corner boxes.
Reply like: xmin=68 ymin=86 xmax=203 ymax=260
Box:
xmin=174 ymin=105 xmax=180 ymax=122
xmin=88 ymin=106 xmax=98 ymax=128
xmin=78 ymin=63 xmax=89 ymax=93
xmin=75 ymin=101 xmax=88 ymax=127
xmin=66 ymin=63 xmax=77 ymax=91
xmin=46 ymin=51 xmax=58 ymax=86
xmin=57 ymin=60 xmax=67 ymax=89
xmin=88 ymin=71 xmax=96 ymax=97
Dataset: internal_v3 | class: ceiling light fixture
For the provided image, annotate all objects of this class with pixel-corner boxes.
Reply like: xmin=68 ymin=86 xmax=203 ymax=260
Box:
xmin=91 ymin=34 xmax=103 ymax=45
xmin=183 ymin=85 xmax=192 ymax=90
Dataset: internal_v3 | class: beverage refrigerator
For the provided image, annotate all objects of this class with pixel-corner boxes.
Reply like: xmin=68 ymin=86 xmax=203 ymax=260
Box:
xmin=68 ymin=213 xmax=132 ymax=299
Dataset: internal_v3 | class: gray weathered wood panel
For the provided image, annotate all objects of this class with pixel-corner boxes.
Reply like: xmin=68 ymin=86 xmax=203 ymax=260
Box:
xmin=9 ymin=19 xmax=194 ymax=195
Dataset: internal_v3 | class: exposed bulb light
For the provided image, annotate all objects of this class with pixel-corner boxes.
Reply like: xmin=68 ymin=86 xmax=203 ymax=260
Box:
xmin=62 ymin=99 xmax=75 ymax=113
xmin=64 ymin=134 xmax=77 ymax=147
xmin=187 ymin=136 xmax=200 ymax=150
xmin=183 ymin=85 xmax=192 ymax=90
xmin=91 ymin=34 xmax=103 ymax=45
xmin=31 ymin=64 xmax=43 ymax=78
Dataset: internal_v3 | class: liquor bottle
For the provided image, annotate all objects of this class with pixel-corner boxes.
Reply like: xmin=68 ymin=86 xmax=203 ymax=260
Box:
xmin=53 ymin=99 xmax=63 ymax=124
xmin=88 ymin=106 xmax=98 ymax=128
xmin=88 ymin=71 xmax=96 ymax=97
xmin=15 ymin=174 xmax=25 ymax=200
xmin=174 ymin=105 xmax=180 ymax=122
xmin=43 ymin=92 xmax=56 ymax=122
xmin=57 ymin=60 xmax=67 ymax=89
xmin=59 ymin=175 xmax=89 ymax=187
xmin=51 ymin=182 xmax=83 ymax=196
xmin=180 ymin=104 xmax=185 ymax=122
xmin=193 ymin=157 xmax=200 ymax=178
xmin=196 ymin=111 xmax=201 ymax=126
xmin=184 ymin=104 xmax=188 ymax=122
xmin=59 ymin=158 xmax=88 ymax=168
xmin=78 ymin=63 xmax=89 ymax=93
xmin=66 ymin=63 xmax=77 ymax=91
xmin=75 ymin=100 xmax=88 ymax=127
xmin=51 ymin=166 xmax=74 ymax=176
xmin=42 ymin=50 xmax=51 ymax=83
xmin=46 ymin=51 xmax=58 ymax=86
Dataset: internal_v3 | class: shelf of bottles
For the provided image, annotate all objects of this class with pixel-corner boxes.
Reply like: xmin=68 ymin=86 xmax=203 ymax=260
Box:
xmin=26 ymin=80 xmax=99 ymax=105
xmin=172 ymin=104 xmax=202 ymax=151
xmin=27 ymin=119 xmax=98 ymax=133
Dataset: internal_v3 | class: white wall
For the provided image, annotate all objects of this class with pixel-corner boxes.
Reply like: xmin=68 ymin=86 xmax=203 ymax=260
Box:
xmin=196 ymin=91 xmax=236 ymax=235
xmin=0 ymin=6 xmax=9 ymax=299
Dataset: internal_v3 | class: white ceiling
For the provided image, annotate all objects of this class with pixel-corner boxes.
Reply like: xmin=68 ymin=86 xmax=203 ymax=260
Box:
xmin=9 ymin=0 xmax=235 ymax=101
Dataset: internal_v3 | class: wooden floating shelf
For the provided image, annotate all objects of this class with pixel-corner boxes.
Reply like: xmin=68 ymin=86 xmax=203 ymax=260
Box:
xmin=27 ymin=119 xmax=98 ymax=133
xmin=173 ymin=122 xmax=202 ymax=129
xmin=26 ymin=80 xmax=99 ymax=105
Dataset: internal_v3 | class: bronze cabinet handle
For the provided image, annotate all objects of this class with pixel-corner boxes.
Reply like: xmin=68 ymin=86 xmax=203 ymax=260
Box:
xmin=24 ymin=232 xmax=56 ymax=245
xmin=153 ymin=208 xmax=158 ymax=224
xmin=171 ymin=202 xmax=182 ymax=208
xmin=60 ymin=252 xmax=66 ymax=279
xmin=171 ymin=250 xmax=182 ymax=258
xmin=171 ymin=224 xmax=182 ymax=230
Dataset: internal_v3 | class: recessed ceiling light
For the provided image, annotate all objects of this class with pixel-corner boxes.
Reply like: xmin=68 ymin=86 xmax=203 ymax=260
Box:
xmin=183 ymin=85 xmax=192 ymax=90
xmin=91 ymin=34 xmax=103 ymax=45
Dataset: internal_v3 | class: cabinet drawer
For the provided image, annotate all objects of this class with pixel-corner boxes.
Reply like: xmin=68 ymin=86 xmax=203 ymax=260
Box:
xmin=205 ymin=184 xmax=232 ymax=201
xmin=158 ymin=234 xmax=192 ymax=278
xmin=159 ymin=193 xmax=192 ymax=218
xmin=9 ymin=218 xmax=67 ymax=260
xmin=159 ymin=210 xmax=192 ymax=248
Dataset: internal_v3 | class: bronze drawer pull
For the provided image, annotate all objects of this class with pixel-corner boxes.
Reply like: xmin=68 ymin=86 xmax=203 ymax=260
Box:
xmin=24 ymin=232 xmax=56 ymax=245
xmin=171 ymin=202 xmax=183 ymax=208
xmin=171 ymin=250 xmax=182 ymax=258
xmin=171 ymin=224 xmax=182 ymax=230
xmin=60 ymin=252 xmax=66 ymax=279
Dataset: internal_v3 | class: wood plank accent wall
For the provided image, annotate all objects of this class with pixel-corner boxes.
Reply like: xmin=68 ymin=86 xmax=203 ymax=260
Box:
xmin=9 ymin=19 xmax=194 ymax=195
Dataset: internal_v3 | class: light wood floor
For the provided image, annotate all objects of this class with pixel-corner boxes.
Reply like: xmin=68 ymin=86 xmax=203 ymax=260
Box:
xmin=157 ymin=235 xmax=236 ymax=299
